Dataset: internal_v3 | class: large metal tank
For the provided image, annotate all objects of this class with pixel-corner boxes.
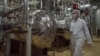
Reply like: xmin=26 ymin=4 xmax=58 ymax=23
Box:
xmin=96 ymin=8 xmax=100 ymax=29
xmin=12 ymin=10 xmax=56 ymax=49
xmin=31 ymin=10 xmax=56 ymax=48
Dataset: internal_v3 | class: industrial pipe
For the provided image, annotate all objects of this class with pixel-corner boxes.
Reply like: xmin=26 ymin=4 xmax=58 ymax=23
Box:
xmin=24 ymin=0 xmax=32 ymax=56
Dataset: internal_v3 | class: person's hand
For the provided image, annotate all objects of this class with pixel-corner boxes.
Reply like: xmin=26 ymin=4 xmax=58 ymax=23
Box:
xmin=87 ymin=43 xmax=92 ymax=48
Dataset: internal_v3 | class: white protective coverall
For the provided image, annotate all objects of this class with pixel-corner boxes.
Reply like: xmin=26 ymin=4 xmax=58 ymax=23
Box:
xmin=70 ymin=18 xmax=92 ymax=56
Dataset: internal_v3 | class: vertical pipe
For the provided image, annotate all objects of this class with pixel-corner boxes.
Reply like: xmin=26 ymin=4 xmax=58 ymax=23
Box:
xmin=62 ymin=0 xmax=64 ymax=11
xmin=47 ymin=0 xmax=50 ymax=12
xmin=45 ymin=0 xmax=50 ymax=13
xmin=88 ymin=0 xmax=90 ymax=4
xmin=88 ymin=0 xmax=91 ymax=35
xmin=3 ymin=1 xmax=10 ymax=55
xmin=70 ymin=1 xmax=73 ymax=56
xmin=24 ymin=0 xmax=29 ymax=23
xmin=40 ymin=0 xmax=43 ymax=9
xmin=6 ymin=33 xmax=11 ymax=56
xmin=64 ymin=2 xmax=66 ymax=13
xmin=61 ymin=0 xmax=63 ymax=19
xmin=54 ymin=0 xmax=56 ymax=13
xmin=3 ymin=0 xmax=7 ymax=25
xmin=3 ymin=0 xmax=7 ymax=13
xmin=17 ymin=0 xmax=19 ymax=6
xmin=83 ymin=0 xmax=85 ymax=10
xmin=44 ymin=0 xmax=46 ymax=11
xmin=19 ymin=41 xmax=23 ymax=56
xmin=53 ymin=0 xmax=55 ymax=56
xmin=26 ymin=26 xmax=32 ymax=56
xmin=87 ymin=0 xmax=92 ymax=36
xmin=52 ymin=0 xmax=56 ymax=56
xmin=24 ymin=0 xmax=32 ymax=56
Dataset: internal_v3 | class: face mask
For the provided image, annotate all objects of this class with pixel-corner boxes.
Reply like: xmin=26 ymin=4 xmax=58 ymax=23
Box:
xmin=72 ymin=13 xmax=78 ymax=19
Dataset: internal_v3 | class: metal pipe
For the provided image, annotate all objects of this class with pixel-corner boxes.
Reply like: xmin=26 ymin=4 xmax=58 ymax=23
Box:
xmin=40 ymin=0 xmax=43 ymax=9
xmin=2 ymin=0 xmax=7 ymax=25
xmin=26 ymin=25 xmax=32 ymax=56
xmin=54 ymin=0 xmax=56 ymax=13
xmin=23 ymin=0 xmax=29 ymax=23
xmin=88 ymin=0 xmax=90 ymax=4
xmin=6 ymin=33 xmax=11 ymax=56
xmin=62 ymin=0 xmax=64 ymax=11
xmin=88 ymin=0 xmax=92 ymax=36
xmin=45 ymin=0 xmax=50 ymax=12
xmin=19 ymin=41 xmax=23 ymax=56
xmin=3 ymin=0 xmax=7 ymax=13
xmin=83 ymin=0 xmax=85 ymax=10
xmin=60 ymin=0 xmax=63 ymax=19
xmin=23 ymin=0 xmax=32 ymax=56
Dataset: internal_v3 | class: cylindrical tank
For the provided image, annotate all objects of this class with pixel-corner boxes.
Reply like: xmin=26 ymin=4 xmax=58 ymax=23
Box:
xmin=96 ymin=8 xmax=100 ymax=29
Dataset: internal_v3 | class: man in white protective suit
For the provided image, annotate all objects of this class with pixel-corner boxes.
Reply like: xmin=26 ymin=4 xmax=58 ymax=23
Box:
xmin=70 ymin=10 xmax=92 ymax=56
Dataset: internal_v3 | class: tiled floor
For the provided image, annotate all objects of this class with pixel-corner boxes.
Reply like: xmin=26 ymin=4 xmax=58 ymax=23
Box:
xmin=48 ymin=37 xmax=100 ymax=56
xmin=0 ymin=37 xmax=100 ymax=56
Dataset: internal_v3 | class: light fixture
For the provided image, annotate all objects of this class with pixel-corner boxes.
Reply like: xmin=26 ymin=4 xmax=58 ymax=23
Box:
xmin=80 ymin=5 xmax=84 ymax=8
xmin=67 ymin=8 xmax=71 ymax=10
xmin=84 ymin=4 xmax=90 ymax=7
xmin=80 ymin=4 xmax=90 ymax=8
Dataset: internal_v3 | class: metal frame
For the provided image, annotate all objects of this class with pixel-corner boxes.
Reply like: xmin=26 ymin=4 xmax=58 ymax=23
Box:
xmin=3 ymin=0 xmax=32 ymax=56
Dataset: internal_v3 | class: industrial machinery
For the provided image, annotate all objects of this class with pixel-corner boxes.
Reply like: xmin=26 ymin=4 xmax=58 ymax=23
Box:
xmin=0 ymin=0 xmax=93 ymax=56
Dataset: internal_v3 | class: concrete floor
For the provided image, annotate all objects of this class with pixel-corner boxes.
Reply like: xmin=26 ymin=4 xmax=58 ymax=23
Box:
xmin=48 ymin=37 xmax=100 ymax=56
